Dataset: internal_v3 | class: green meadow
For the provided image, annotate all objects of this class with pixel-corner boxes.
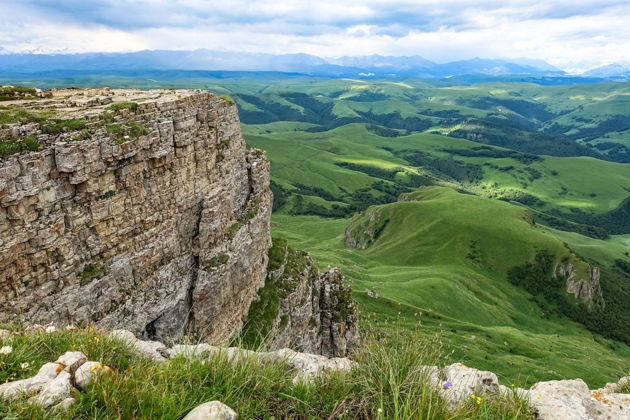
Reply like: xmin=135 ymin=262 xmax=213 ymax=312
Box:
xmin=235 ymin=77 xmax=630 ymax=387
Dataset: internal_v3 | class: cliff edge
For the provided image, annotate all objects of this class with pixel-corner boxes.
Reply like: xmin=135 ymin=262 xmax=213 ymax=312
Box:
xmin=0 ymin=88 xmax=272 ymax=345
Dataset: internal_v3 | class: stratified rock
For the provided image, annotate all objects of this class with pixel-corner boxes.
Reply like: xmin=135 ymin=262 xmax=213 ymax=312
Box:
xmin=0 ymin=89 xmax=272 ymax=347
xmin=182 ymin=401 xmax=238 ymax=420
xmin=529 ymin=379 xmax=630 ymax=420
xmin=319 ymin=268 xmax=359 ymax=357
xmin=440 ymin=363 xmax=500 ymax=408
xmin=344 ymin=207 xmax=388 ymax=249
xmin=555 ymin=263 xmax=602 ymax=307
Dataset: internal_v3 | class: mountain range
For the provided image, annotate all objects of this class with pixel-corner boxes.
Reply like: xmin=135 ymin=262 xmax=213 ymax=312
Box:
xmin=1 ymin=49 xmax=629 ymax=80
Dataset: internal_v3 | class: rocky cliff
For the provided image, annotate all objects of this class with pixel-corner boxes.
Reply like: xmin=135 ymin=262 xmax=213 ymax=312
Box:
xmin=555 ymin=262 xmax=603 ymax=306
xmin=0 ymin=88 xmax=272 ymax=345
xmin=241 ymin=239 xmax=359 ymax=357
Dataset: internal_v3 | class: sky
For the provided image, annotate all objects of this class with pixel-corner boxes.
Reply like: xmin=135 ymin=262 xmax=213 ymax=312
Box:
xmin=1 ymin=0 xmax=629 ymax=71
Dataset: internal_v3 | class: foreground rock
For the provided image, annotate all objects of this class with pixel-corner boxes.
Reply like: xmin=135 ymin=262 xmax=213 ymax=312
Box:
xmin=440 ymin=363 xmax=500 ymax=408
xmin=530 ymin=379 xmax=630 ymax=420
xmin=182 ymin=401 xmax=238 ymax=420
xmin=0 ymin=351 xmax=112 ymax=409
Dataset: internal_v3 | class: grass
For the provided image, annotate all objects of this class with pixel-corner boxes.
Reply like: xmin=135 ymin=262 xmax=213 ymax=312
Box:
xmin=244 ymin=123 xmax=630 ymax=215
xmin=41 ymin=118 xmax=87 ymax=134
xmin=0 ymin=136 xmax=40 ymax=157
xmin=107 ymin=102 xmax=139 ymax=113
xmin=79 ymin=264 xmax=107 ymax=286
xmin=0 ymin=327 xmax=534 ymax=419
xmin=268 ymin=203 xmax=630 ymax=388
xmin=106 ymin=121 xmax=149 ymax=144
xmin=201 ymin=254 xmax=230 ymax=272
xmin=0 ymin=106 xmax=55 ymax=125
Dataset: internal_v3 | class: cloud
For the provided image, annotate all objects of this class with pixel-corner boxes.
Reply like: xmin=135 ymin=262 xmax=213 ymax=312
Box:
xmin=0 ymin=0 xmax=629 ymax=70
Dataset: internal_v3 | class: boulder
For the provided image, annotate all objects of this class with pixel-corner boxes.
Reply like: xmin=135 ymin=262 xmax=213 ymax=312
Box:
xmin=56 ymin=351 xmax=87 ymax=374
xmin=32 ymin=370 xmax=75 ymax=408
xmin=110 ymin=329 xmax=168 ymax=361
xmin=75 ymin=361 xmax=111 ymax=391
xmin=0 ymin=362 xmax=61 ymax=400
xmin=440 ymin=363 xmax=500 ymax=407
xmin=182 ymin=401 xmax=238 ymax=420
xmin=260 ymin=348 xmax=355 ymax=382
xmin=529 ymin=379 xmax=630 ymax=420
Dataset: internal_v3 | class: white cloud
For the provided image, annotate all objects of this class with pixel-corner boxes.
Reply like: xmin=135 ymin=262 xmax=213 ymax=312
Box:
xmin=0 ymin=0 xmax=629 ymax=70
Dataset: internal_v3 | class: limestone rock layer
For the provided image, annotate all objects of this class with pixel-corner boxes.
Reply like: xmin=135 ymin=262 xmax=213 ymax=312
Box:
xmin=0 ymin=89 xmax=272 ymax=345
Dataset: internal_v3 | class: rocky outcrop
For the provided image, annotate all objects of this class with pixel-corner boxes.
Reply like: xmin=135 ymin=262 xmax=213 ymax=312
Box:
xmin=0 ymin=88 xmax=272 ymax=345
xmin=344 ymin=207 xmax=388 ymax=249
xmin=555 ymin=262 xmax=602 ymax=306
xmin=240 ymin=238 xmax=358 ymax=357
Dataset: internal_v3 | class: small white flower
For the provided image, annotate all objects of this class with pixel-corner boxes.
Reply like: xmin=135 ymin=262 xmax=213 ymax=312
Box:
xmin=65 ymin=325 xmax=76 ymax=331
xmin=0 ymin=346 xmax=13 ymax=355
xmin=20 ymin=362 xmax=29 ymax=370
xmin=377 ymin=408 xmax=383 ymax=413
xmin=45 ymin=326 xmax=56 ymax=333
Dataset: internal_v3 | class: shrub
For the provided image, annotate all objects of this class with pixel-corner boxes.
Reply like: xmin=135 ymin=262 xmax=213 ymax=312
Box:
xmin=42 ymin=118 xmax=87 ymax=134
xmin=108 ymin=102 xmax=139 ymax=113
xmin=218 ymin=95 xmax=235 ymax=105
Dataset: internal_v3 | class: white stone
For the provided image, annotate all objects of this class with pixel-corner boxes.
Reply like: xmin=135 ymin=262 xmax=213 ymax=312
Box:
xmin=529 ymin=379 xmax=630 ymax=420
xmin=55 ymin=397 xmax=76 ymax=410
xmin=109 ymin=329 xmax=136 ymax=343
xmin=110 ymin=329 xmax=168 ymax=361
xmin=75 ymin=361 xmax=110 ymax=391
xmin=32 ymin=370 xmax=75 ymax=408
xmin=182 ymin=401 xmax=238 ymax=420
xmin=0 ymin=362 xmax=61 ymax=400
xmin=440 ymin=363 xmax=500 ymax=408
xmin=260 ymin=348 xmax=355 ymax=382
xmin=56 ymin=351 xmax=87 ymax=374
xmin=169 ymin=344 xmax=218 ymax=358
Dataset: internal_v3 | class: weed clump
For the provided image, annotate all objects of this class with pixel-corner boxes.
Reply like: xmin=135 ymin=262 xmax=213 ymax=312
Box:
xmin=0 ymin=136 xmax=40 ymax=157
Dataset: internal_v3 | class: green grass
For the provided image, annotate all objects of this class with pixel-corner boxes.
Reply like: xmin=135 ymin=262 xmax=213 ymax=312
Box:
xmin=0 ymin=328 xmax=533 ymax=419
xmin=245 ymin=123 xmax=630 ymax=215
xmin=0 ymin=136 xmax=40 ymax=157
xmin=267 ymin=191 xmax=630 ymax=388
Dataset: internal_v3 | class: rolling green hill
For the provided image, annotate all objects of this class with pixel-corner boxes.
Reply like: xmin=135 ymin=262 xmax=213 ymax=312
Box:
xmin=235 ymin=77 xmax=630 ymax=388
xmin=268 ymin=187 xmax=630 ymax=387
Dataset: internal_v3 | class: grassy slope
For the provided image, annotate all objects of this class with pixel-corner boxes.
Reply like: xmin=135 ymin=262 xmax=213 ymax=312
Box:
xmin=245 ymin=123 xmax=630 ymax=213
xmin=267 ymin=187 xmax=630 ymax=388
xmin=0 ymin=328 xmax=534 ymax=420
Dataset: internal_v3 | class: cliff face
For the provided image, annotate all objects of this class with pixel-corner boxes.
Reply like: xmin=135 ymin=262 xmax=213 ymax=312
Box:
xmin=0 ymin=89 xmax=272 ymax=345
xmin=241 ymin=239 xmax=359 ymax=357
xmin=555 ymin=262 xmax=602 ymax=306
